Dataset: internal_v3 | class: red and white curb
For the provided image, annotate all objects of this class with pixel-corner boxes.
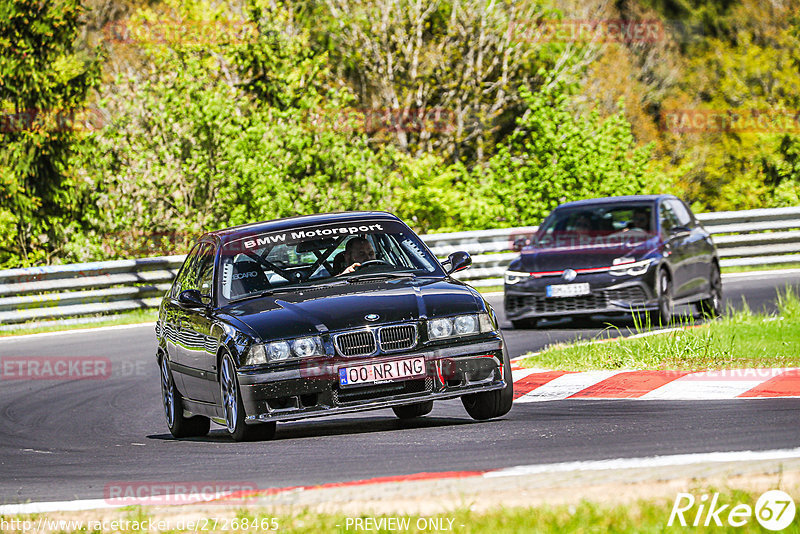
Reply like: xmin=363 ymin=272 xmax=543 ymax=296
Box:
xmin=4 ymin=448 xmax=800 ymax=515
xmin=510 ymin=364 xmax=800 ymax=401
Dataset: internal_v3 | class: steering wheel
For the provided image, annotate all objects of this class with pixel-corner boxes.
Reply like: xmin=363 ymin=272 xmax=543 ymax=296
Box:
xmin=355 ymin=259 xmax=390 ymax=270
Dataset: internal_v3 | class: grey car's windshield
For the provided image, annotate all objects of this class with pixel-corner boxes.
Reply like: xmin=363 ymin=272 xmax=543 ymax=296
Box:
xmin=219 ymin=221 xmax=442 ymax=301
xmin=535 ymin=204 xmax=655 ymax=249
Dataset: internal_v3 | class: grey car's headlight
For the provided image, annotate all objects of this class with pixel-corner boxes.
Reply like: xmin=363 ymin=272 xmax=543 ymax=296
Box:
xmin=504 ymin=270 xmax=530 ymax=285
xmin=428 ymin=313 xmax=494 ymax=340
xmin=245 ymin=336 xmax=324 ymax=365
xmin=609 ymin=258 xmax=654 ymax=277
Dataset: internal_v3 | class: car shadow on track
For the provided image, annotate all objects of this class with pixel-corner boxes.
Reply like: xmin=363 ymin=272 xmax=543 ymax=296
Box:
xmin=146 ymin=414 xmax=486 ymax=443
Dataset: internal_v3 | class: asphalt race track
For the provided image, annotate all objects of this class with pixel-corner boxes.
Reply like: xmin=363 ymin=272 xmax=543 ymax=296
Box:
xmin=1 ymin=271 xmax=799 ymax=504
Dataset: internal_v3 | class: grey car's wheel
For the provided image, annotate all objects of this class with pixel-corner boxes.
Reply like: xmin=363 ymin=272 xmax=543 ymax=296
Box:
xmin=698 ymin=264 xmax=722 ymax=317
xmin=220 ymin=353 xmax=276 ymax=442
xmin=392 ymin=401 xmax=434 ymax=419
xmin=649 ymin=268 xmax=673 ymax=326
xmin=160 ymin=355 xmax=210 ymax=438
xmin=461 ymin=348 xmax=513 ymax=421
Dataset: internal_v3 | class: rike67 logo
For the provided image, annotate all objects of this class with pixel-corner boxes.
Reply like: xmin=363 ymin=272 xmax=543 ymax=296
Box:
xmin=669 ymin=490 xmax=796 ymax=531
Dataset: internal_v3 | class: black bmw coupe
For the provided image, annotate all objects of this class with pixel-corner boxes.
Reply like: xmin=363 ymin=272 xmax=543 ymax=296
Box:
xmin=156 ymin=212 xmax=512 ymax=441
xmin=504 ymin=195 xmax=722 ymax=328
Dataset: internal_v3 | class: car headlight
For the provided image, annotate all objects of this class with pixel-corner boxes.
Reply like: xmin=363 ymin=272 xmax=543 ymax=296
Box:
xmin=428 ymin=313 xmax=494 ymax=340
xmin=609 ymin=258 xmax=654 ymax=276
xmin=245 ymin=336 xmax=325 ymax=365
xmin=504 ymin=270 xmax=530 ymax=285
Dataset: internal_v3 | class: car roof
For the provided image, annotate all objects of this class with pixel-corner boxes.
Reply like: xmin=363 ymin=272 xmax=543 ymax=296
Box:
xmin=555 ymin=194 xmax=675 ymax=210
xmin=201 ymin=211 xmax=403 ymax=245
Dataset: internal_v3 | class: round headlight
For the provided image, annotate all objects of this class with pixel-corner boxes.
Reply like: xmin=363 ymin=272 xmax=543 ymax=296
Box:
xmin=428 ymin=318 xmax=453 ymax=339
xmin=454 ymin=314 xmax=478 ymax=335
xmin=267 ymin=341 xmax=291 ymax=361
xmin=292 ymin=337 xmax=320 ymax=358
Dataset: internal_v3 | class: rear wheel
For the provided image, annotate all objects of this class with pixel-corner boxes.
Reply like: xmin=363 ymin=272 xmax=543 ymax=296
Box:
xmin=461 ymin=349 xmax=513 ymax=421
xmin=220 ymin=353 xmax=276 ymax=442
xmin=649 ymin=268 xmax=673 ymax=326
xmin=698 ymin=264 xmax=722 ymax=318
xmin=392 ymin=401 xmax=433 ymax=419
xmin=160 ymin=355 xmax=210 ymax=438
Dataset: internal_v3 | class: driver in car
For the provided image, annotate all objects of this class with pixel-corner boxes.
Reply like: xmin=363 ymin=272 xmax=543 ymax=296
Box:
xmin=340 ymin=237 xmax=377 ymax=274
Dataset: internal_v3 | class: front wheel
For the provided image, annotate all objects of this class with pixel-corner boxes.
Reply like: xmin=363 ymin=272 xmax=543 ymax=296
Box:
xmin=461 ymin=349 xmax=513 ymax=421
xmin=698 ymin=264 xmax=722 ymax=317
xmin=649 ymin=268 xmax=673 ymax=326
xmin=392 ymin=401 xmax=433 ymax=419
xmin=160 ymin=355 xmax=210 ymax=438
xmin=220 ymin=353 xmax=276 ymax=442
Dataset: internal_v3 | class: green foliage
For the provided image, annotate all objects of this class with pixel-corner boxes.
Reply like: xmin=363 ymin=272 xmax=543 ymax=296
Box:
xmin=486 ymin=81 xmax=659 ymax=227
xmin=0 ymin=0 xmax=101 ymax=267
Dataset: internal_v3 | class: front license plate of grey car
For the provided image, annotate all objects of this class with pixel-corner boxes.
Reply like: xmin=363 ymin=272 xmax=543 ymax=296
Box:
xmin=339 ymin=357 xmax=426 ymax=387
xmin=546 ymin=283 xmax=591 ymax=298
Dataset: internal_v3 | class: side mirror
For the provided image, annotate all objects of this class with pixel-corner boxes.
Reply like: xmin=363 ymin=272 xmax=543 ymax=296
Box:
xmin=512 ymin=236 xmax=529 ymax=252
xmin=444 ymin=251 xmax=472 ymax=275
xmin=670 ymin=225 xmax=691 ymax=236
xmin=178 ymin=289 xmax=208 ymax=308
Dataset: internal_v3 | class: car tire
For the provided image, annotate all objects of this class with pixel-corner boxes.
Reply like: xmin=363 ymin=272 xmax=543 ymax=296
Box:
xmin=461 ymin=348 xmax=514 ymax=421
xmin=160 ymin=355 xmax=210 ymax=438
xmin=698 ymin=264 xmax=722 ymax=318
xmin=511 ymin=318 xmax=538 ymax=329
xmin=649 ymin=268 xmax=673 ymax=326
xmin=392 ymin=401 xmax=434 ymax=419
xmin=220 ymin=353 xmax=277 ymax=442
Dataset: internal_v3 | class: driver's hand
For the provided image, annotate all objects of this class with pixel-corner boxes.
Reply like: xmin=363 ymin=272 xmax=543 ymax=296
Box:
xmin=341 ymin=263 xmax=361 ymax=274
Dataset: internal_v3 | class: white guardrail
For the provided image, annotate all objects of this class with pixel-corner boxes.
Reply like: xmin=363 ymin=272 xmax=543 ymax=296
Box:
xmin=1 ymin=206 xmax=800 ymax=327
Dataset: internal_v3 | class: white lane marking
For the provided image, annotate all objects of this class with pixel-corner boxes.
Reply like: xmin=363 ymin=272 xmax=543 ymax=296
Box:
xmin=640 ymin=373 xmax=766 ymax=400
xmin=514 ymin=370 xmax=623 ymax=402
xmin=511 ymin=368 xmax=543 ymax=382
xmin=0 ymin=498 xmax=120 ymax=514
xmin=0 ymin=322 xmax=153 ymax=342
xmin=483 ymin=447 xmax=800 ymax=478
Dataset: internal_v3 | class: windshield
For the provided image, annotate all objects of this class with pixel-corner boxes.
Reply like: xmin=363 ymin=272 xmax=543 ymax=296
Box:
xmin=218 ymin=220 xmax=442 ymax=301
xmin=534 ymin=204 xmax=655 ymax=249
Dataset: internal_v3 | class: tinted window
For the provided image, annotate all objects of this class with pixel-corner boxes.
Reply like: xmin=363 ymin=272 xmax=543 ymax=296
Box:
xmin=659 ymin=202 xmax=680 ymax=236
xmin=535 ymin=204 xmax=654 ymax=248
xmin=667 ymin=199 xmax=693 ymax=226
xmin=173 ymin=243 xmax=214 ymax=296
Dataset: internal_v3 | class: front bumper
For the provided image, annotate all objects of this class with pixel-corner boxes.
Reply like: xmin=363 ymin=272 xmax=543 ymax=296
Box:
xmin=504 ymin=270 xmax=658 ymax=320
xmin=237 ymin=339 xmax=507 ymax=423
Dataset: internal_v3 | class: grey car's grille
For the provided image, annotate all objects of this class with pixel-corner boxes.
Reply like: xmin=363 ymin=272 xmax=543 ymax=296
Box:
xmin=378 ymin=324 xmax=416 ymax=352
xmin=506 ymin=287 xmax=647 ymax=315
xmin=335 ymin=330 xmax=377 ymax=357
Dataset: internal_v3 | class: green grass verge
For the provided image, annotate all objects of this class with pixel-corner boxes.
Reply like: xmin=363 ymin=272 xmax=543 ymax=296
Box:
xmin=3 ymin=487 xmax=797 ymax=533
xmin=520 ymin=287 xmax=800 ymax=371
xmin=0 ymin=309 xmax=158 ymax=337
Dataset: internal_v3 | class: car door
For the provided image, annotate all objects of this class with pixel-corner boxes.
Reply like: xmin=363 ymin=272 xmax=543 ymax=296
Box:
xmin=667 ymin=199 xmax=709 ymax=296
xmin=659 ymin=200 xmax=692 ymax=298
xmin=174 ymin=242 xmax=220 ymax=403
xmin=162 ymin=244 xmax=204 ymax=395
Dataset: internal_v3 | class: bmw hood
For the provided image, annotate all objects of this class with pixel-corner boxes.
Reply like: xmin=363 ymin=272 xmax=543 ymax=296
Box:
xmin=220 ymin=278 xmax=484 ymax=341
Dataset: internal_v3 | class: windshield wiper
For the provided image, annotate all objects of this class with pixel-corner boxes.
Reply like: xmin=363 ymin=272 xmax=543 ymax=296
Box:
xmin=345 ymin=272 xmax=416 ymax=282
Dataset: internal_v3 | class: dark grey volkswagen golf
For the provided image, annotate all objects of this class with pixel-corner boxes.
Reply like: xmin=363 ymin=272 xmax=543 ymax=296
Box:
xmin=157 ymin=211 xmax=513 ymax=441
xmin=504 ymin=195 xmax=721 ymax=328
